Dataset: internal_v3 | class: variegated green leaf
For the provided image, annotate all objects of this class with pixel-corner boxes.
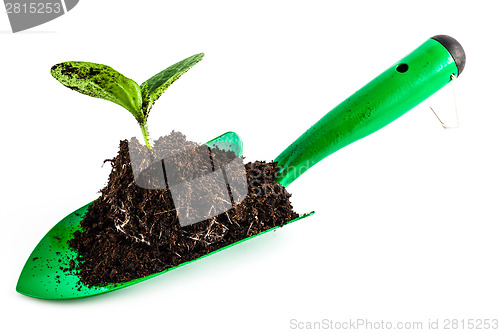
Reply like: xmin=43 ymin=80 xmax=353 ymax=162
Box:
xmin=140 ymin=53 xmax=204 ymax=115
xmin=51 ymin=62 xmax=144 ymax=122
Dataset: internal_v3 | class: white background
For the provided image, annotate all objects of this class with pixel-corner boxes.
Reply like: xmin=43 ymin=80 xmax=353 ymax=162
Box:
xmin=1 ymin=1 xmax=499 ymax=332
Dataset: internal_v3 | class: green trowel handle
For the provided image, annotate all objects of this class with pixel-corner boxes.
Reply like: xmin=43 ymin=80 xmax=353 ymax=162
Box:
xmin=274 ymin=35 xmax=466 ymax=187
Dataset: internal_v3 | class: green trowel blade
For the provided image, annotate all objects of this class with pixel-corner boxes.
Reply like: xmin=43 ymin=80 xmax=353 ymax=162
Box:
xmin=17 ymin=131 xmax=314 ymax=299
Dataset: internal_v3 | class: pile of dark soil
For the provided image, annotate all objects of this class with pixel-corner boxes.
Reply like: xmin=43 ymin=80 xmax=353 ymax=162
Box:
xmin=69 ymin=132 xmax=299 ymax=287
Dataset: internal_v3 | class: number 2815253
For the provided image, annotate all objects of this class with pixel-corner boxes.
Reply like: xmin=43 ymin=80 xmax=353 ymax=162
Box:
xmin=5 ymin=2 xmax=62 ymax=14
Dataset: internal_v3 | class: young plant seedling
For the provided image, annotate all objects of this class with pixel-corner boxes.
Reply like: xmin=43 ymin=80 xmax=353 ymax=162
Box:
xmin=51 ymin=53 xmax=204 ymax=149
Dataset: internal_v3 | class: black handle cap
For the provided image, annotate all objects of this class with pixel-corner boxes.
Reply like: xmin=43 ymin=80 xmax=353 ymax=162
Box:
xmin=431 ymin=35 xmax=466 ymax=76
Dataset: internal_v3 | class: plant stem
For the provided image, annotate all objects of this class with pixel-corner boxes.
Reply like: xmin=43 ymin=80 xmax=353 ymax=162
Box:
xmin=140 ymin=122 xmax=152 ymax=149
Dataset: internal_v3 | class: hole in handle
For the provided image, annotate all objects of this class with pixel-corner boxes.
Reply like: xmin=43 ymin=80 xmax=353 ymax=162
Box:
xmin=396 ymin=63 xmax=409 ymax=73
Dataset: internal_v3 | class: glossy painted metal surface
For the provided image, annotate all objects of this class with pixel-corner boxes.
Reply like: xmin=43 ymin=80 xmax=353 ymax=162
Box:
xmin=17 ymin=132 xmax=314 ymax=299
